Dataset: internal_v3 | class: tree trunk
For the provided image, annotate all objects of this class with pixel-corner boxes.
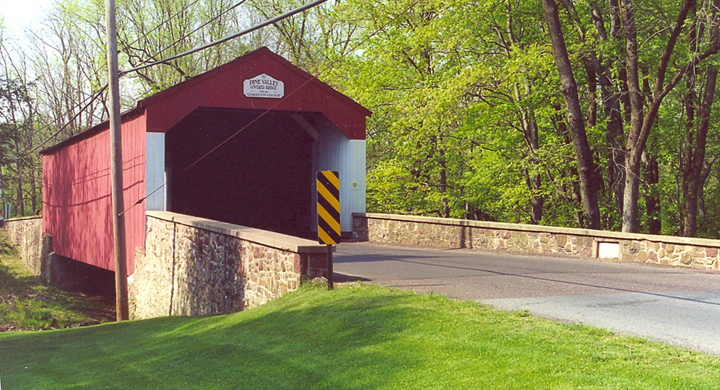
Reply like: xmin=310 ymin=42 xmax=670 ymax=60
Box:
xmin=27 ymin=108 xmax=37 ymax=214
xmin=526 ymin=109 xmax=544 ymax=224
xmin=680 ymin=68 xmax=697 ymax=235
xmin=585 ymin=2 xmax=626 ymax=218
xmin=620 ymin=0 xmax=644 ymax=232
xmin=8 ymin=96 xmax=23 ymax=217
xmin=609 ymin=0 xmax=622 ymax=38
xmin=593 ymin=60 xmax=626 ymax=217
xmin=697 ymin=157 xmax=717 ymax=227
xmin=0 ymin=168 xmax=2 ymax=215
xmin=15 ymin=157 xmax=23 ymax=217
xmin=515 ymin=81 xmax=544 ymax=224
xmin=0 ymin=169 xmax=4 ymax=218
xmin=642 ymin=152 xmax=661 ymax=234
xmin=29 ymin=156 xmax=37 ymax=214
xmin=584 ymin=61 xmax=598 ymax=130
xmin=682 ymin=0 xmax=720 ymax=237
xmin=683 ymin=64 xmax=717 ymax=237
xmin=621 ymin=0 xmax=698 ymax=232
xmin=438 ymin=146 xmax=450 ymax=218
xmin=505 ymin=11 xmax=545 ymax=225
xmin=543 ymin=0 xmax=601 ymax=229
xmin=522 ymin=167 xmax=544 ymax=224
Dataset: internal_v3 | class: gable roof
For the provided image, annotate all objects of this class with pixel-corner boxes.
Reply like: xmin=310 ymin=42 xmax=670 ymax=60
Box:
xmin=42 ymin=47 xmax=370 ymax=155
xmin=139 ymin=46 xmax=370 ymax=117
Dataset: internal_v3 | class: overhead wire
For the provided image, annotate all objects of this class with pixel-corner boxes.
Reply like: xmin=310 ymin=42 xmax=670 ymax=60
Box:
xmin=121 ymin=0 xmax=202 ymax=49
xmin=143 ymin=0 xmax=248 ymax=64
xmin=24 ymin=0 xmax=419 ymax=216
xmin=119 ymin=0 xmax=331 ymax=76
xmin=180 ymin=1 xmax=420 ymax=171
xmin=119 ymin=0 xmax=420 ymax=216
xmin=26 ymin=84 xmax=109 ymax=155
xmin=32 ymin=0 xmax=325 ymax=160
xmin=28 ymin=0 xmax=233 ymax=157
xmin=1 ymin=40 xmax=110 ymax=158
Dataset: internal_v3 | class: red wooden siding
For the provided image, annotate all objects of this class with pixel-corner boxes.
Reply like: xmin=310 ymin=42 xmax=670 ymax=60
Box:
xmin=42 ymin=112 xmax=146 ymax=274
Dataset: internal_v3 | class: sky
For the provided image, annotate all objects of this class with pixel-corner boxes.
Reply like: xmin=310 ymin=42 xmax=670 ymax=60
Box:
xmin=0 ymin=0 xmax=55 ymax=42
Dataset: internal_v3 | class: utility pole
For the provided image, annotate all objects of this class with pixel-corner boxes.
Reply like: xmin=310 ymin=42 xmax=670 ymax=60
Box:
xmin=105 ymin=0 xmax=129 ymax=321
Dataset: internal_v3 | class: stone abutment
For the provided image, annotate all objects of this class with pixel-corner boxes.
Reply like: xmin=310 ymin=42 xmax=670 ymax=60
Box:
xmin=130 ymin=211 xmax=329 ymax=319
xmin=3 ymin=216 xmax=52 ymax=282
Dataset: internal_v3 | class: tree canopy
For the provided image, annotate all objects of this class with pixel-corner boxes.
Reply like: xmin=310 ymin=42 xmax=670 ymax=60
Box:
xmin=2 ymin=0 xmax=720 ymax=239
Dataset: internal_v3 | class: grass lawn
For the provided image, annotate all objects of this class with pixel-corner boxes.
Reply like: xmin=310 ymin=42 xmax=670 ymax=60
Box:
xmin=1 ymin=283 xmax=719 ymax=389
xmin=0 ymin=231 xmax=113 ymax=331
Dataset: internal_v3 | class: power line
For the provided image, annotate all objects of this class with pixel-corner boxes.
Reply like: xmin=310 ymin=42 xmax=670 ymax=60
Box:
xmin=26 ymin=86 xmax=106 ymax=140
xmin=182 ymin=1 xmax=418 ymax=171
xmin=0 ymin=40 xmax=108 ymax=158
xmin=29 ymin=0 xmax=322 ymax=158
xmin=26 ymin=85 xmax=109 ymax=156
xmin=120 ymin=0 xmax=421 ymax=216
xmin=121 ymin=0 xmax=202 ymax=49
xmin=119 ymin=0 xmax=331 ymax=76
xmin=143 ymin=0 xmax=248 ymax=65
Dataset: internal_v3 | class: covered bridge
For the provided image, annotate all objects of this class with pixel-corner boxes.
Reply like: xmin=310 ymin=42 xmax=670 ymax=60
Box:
xmin=41 ymin=47 xmax=370 ymax=274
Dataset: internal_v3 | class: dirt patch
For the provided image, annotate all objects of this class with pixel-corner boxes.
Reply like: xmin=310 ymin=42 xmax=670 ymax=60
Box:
xmin=72 ymin=292 xmax=116 ymax=325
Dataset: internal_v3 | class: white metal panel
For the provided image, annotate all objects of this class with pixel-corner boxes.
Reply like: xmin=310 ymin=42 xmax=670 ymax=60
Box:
xmin=598 ymin=242 xmax=620 ymax=258
xmin=145 ymin=133 xmax=167 ymax=211
xmin=312 ymin=120 xmax=366 ymax=233
xmin=346 ymin=140 xmax=367 ymax=216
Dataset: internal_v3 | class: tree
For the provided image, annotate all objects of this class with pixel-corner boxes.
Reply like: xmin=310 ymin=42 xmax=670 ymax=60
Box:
xmin=620 ymin=0 xmax=720 ymax=232
xmin=542 ymin=0 xmax=601 ymax=229
xmin=543 ymin=0 xmax=720 ymax=234
xmin=0 ymin=33 xmax=41 ymax=216
xmin=28 ymin=0 xmax=109 ymax=140
xmin=680 ymin=0 xmax=720 ymax=236
xmin=326 ymin=0 xmax=587 ymax=226
xmin=117 ymin=0 xmax=250 ymax=94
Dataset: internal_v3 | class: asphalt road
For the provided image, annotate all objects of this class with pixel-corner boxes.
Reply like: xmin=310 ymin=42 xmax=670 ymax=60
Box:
xmin=334 ymin=242 xmax=720 ymax=355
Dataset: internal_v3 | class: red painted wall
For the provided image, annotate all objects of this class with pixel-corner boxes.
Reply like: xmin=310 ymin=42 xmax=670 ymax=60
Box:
xmin=42 ymin=113 xmax=146 ymax=274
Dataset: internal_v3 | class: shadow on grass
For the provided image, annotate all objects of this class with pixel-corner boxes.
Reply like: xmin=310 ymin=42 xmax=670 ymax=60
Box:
xmin=0 ymin=242 xmax=27 ymax=294
xmin=0 ymin=286 xmax=424 ymax=390
xmin=334 ymin=272 xmax=371 ymax=283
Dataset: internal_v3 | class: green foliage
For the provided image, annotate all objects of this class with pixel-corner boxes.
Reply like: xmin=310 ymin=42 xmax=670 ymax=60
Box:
xmin=320 ymin=0 xmax=720 ymax=235
xmin=324 ymin=0 xmax=587 ymax=224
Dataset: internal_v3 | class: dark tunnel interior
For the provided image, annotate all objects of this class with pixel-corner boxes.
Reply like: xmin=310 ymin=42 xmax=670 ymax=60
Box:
xmin=166 ymin=108 xmax=314 ymax=238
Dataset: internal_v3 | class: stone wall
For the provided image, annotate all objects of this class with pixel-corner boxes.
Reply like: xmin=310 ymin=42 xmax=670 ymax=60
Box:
xmin=354 ymin=213 xmax=720 ymax=272
xmin=3 ymin=216 xmax=53 ymax=281
xmin=131 ymin=211 xmax=329 ymax=319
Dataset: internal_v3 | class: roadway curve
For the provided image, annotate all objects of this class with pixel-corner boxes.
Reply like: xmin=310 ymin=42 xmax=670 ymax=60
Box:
xmin=334 ymin=242 xmax=720 ymax=355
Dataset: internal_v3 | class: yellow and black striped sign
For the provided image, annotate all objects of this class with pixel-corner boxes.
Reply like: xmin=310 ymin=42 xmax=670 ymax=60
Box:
xmin=317 ymin=170 xmax=340 ymax=245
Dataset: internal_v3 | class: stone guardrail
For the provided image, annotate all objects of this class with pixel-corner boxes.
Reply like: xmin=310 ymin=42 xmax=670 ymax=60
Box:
xmin=3 ymin=216 xmax=52 ymax=282
xmin=131 ymin=211 xmax=329 ymax=319
xmin=353 ymin=213 xmax=720 ymax=272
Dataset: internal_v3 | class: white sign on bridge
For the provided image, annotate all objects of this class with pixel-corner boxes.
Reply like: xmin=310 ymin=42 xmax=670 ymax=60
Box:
xmin=243 ymin=73 xmax=284 ymax=99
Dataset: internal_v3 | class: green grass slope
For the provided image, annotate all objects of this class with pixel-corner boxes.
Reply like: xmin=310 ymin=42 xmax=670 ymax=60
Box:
xmin=1 ymin=283 xmax=719 ymax=389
